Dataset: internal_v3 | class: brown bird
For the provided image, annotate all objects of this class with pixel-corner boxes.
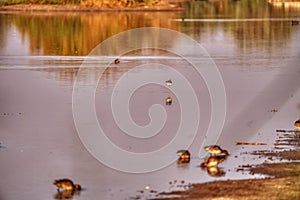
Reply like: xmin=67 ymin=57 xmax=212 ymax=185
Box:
xmin=177 ymin=150 xmax=190 ymax=164
xmin=165 ymin=79 xmax=172 ymax=87
xmin=294 ymin=119 xmax=300 ymax=129
xmin=166 ymin=97 xmax=172 ymax=105
xmin=53 ymin=179 xmax=81 ymax=192
xmin=204 ymin=145 xmax=229 ymax=156
xmin=200 ymin=155 xmax=226 ymax=168
xmin=114 ymin=58 xmax=120 ymax=64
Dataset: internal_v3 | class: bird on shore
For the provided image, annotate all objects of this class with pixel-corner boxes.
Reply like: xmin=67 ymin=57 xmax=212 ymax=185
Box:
xmin=200 ymin=155 xmax=226 ymax=168
xmin=166 ymin=97 xmax=172 ymax=105
xmin=291 ymin=20 xmax=300 ymax=26
xmin=177 ymin=150 xmax=190 ymax=164
xmin=294 ymin=119 xmax=300 ymax=129
xmin=204 ymin=145 xmax=229 ymax=156
xmin=53 ymin=179 xmax=81 ymax=192
xmin=165 ymin=79 xmax=172 ymax=87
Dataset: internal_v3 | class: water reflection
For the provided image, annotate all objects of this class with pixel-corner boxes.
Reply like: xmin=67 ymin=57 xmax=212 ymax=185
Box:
xmin=6 ymin=12 xmax=180 ymax=56
xmin=182 ymin=0 xmax=300 ymax=19
xmin=0 ymin=14 xmax=9 ymax=50
xmin=180 ymin=0 xmax=300 ymax=52
xmin=0 ymin=0 xmax=299 ymax=58
xmin=54 ymin=190 xmax=81 ymax=200
xmin=205 ymin=166 xmax=226 ymax=177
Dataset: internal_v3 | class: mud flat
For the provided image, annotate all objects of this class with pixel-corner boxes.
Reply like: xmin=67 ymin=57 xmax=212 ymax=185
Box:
xmin=154 ymin=132 xmax=300 ymax=200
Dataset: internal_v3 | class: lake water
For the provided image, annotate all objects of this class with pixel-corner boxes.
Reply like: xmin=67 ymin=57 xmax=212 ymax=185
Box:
xmin=1 ymin=0 xmax=300 ymax=199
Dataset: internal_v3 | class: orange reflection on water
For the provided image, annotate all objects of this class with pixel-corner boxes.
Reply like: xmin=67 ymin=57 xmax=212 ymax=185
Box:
xmin=10 ymin=12 xmax=181 ymax=56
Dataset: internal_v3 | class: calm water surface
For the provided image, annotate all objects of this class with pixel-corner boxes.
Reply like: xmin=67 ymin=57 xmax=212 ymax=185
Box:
xmin=1 ymin=1 xmax=300 ymax=199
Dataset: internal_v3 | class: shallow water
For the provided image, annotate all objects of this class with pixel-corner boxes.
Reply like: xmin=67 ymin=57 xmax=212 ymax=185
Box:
xmin=1 ymin=1 xmax=300 ymax=199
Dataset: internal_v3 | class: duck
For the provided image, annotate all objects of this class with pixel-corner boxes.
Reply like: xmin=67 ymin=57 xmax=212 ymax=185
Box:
xmin=294 ymin=119 xmax=300 ymax=129
xmin=165 ymin=79 xmax=172 ymax=87
xmin=177 ymin=150 xmax=190 ymax=164
xmin=200 ymin=155 xmax=226 ymax=168
xmin=53 ymin=179 xmax=81 ymax=192
xmin=114 ymin=58 xmax=120 ymax=64
xmin=291 ymin=20 xmax=300 ymax=26
xmin=166 ymin=97 xmax=172 ymax=105
xmin=204 ymin=145 xmax=229 ymax=156
xmin=206 ymin=166 xmax=226 ymax=177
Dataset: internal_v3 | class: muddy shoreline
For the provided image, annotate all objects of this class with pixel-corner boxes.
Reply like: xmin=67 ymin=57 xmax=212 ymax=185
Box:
xmin=154 ymin=131 xmax=300 ymax=200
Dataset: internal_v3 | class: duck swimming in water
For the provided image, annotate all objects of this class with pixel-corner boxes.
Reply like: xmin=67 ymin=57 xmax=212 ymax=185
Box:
xmin=200 ymin=155 xmax=226 ymax=168
xmin=177 ymin=150 xmax=190 ymax=164
xmin=114 ymin=58 xmax=120 ymax=64
xmin=166 ymin=97 xmax=172 ymax=105
xmin=53 ymin=179 xmax=81 ymax=192
xmin=165 ymin=79 xmax=172 ymax=87
xmin=204 ymin=145 xmax=229 ymax=156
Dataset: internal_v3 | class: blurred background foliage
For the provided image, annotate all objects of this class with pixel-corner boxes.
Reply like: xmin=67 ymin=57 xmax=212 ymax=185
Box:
xmin=0 ymin=0 xmax=166 ymax=6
